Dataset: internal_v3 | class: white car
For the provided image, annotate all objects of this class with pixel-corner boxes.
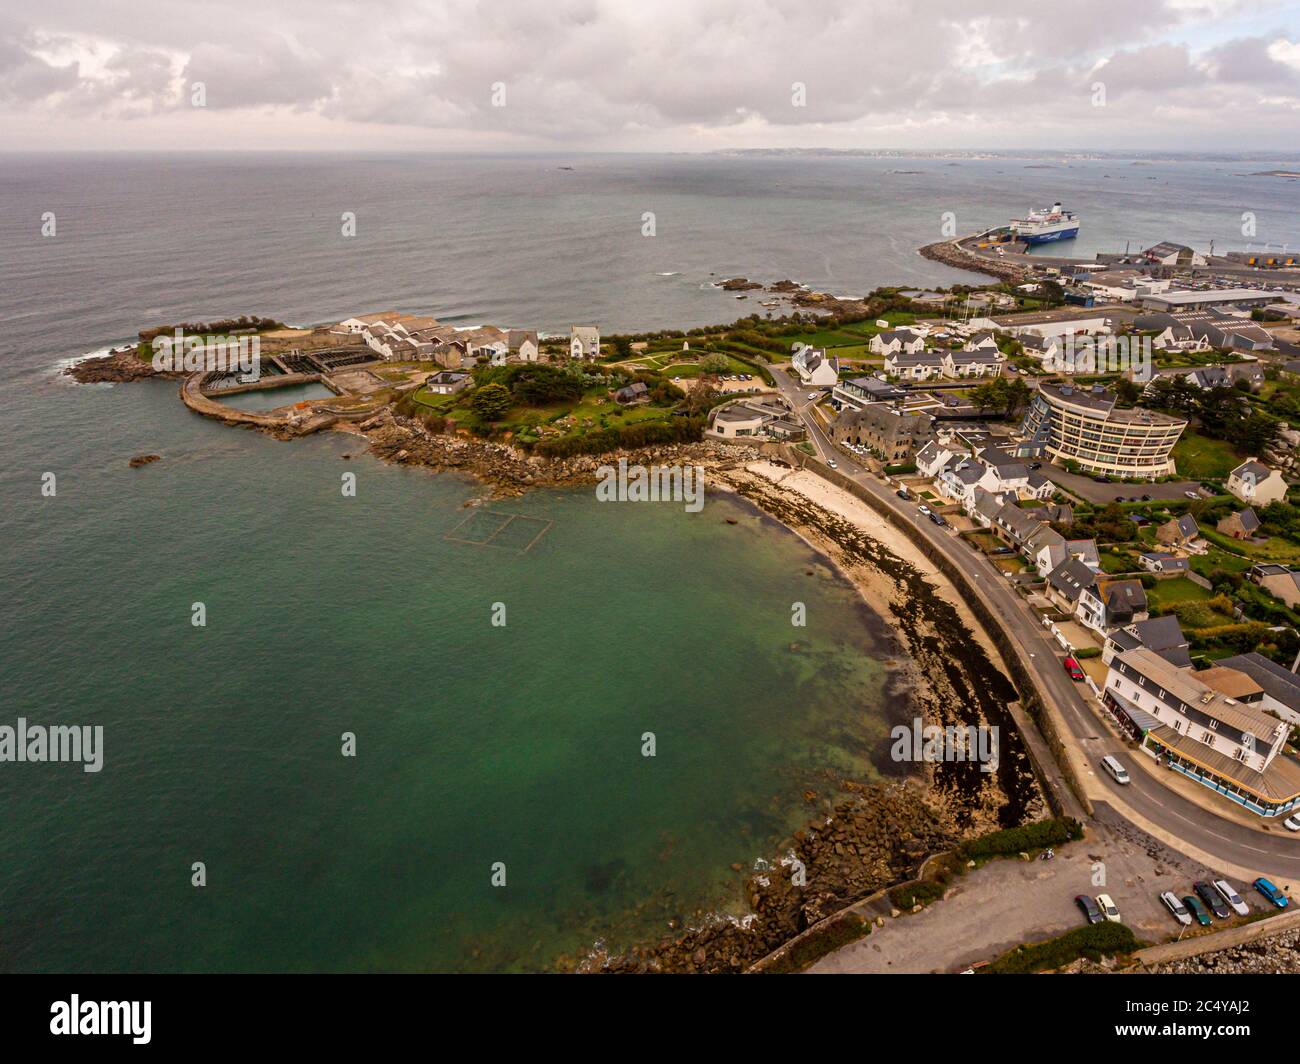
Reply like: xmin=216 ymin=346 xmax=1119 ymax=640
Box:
xmin=1096 ymin=894 xmax=1122 ymax=923
xmin=1160 ymin=891 xmax=1193 ymax=927
xmin=1285 ymin=814 xmax=1300 ymax=832
xmin=826 ymin=459 xmax=838 ymax=469
xmin=1184 ymin=490 xmax=1199 ymax=499
xmin=1213 ymin=879 xmax=1250 ymax=917
xmin=807 ymin=392 xmax=819 ymax=401
xmin=917 ymin=505 xmax=932 ymax=517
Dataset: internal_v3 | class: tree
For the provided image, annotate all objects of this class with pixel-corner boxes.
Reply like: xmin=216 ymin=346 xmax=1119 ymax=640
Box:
xmin=698 ymin=353 xmax=729 ymax=374
xmin=471 ymin=382 xmax=513 ymax=421
xmin=1112 ymin=378 xmax=1143 ymax=405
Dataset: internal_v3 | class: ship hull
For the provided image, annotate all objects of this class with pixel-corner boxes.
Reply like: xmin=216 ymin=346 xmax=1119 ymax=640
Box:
xmin=1020 ymin=226 xmax=1079 ymax=245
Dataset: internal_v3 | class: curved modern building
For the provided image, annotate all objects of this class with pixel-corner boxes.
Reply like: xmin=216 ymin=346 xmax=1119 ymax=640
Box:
xmin=1019 ymin=381 xmax=1187 ymax=479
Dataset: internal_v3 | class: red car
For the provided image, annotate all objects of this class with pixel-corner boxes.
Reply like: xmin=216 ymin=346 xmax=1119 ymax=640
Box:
xmin=1064 ymin=657 xmax=1085 ymax=682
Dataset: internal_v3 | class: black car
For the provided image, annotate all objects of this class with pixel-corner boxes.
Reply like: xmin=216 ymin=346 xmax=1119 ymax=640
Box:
xmin=928 ymin=512 xmax=947 ymax=527
xmin=1195 ymin=880 xmax=1231 ymax=920
xmin=896 ymin=488 xmax=911 ymax=500
xmin=1093 ymin=475 xmax=1112 ymax=483
xmin=1075 ymin=894 xmax=1104 ymax=924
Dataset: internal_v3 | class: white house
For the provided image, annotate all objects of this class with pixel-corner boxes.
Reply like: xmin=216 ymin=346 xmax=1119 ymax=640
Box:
xmin=884 ymin=351 xmax=944 ymax=381
xmin=870 ymin=328 xmax=927 ymax=356
xmin=791 ymin=347 xmax=840 ymax=387
xmin=570 ymin=326 xmax=600 ymax=360
xmin=1228 ymin=459 xmax=1288 ymax=506
xmin=508 ymin=330 xmax=540 ymax=362
xmin=942 ymin=350 xmax=1005 ymax=379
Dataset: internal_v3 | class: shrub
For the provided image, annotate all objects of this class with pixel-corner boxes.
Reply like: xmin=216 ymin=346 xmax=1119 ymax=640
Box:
xmin=959 ymin=817 xmax=1083 ymax=859
xmin=982 ymin=922 xmax=1139 ymax=974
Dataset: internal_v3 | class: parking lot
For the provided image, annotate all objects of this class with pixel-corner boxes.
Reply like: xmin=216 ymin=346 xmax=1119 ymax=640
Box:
xmin=1044 ymin=463 xmax=1210 ymax=505
xmin=809 ymin=805 xmax=1266 ymax=973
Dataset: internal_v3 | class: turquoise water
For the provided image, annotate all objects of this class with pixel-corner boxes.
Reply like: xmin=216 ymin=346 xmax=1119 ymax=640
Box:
xmin=5 ymin=151 xmax=1288 ymax=971
xmin=0 ymin=378 xmax=900 ymax=972
xmin=215 ymin=381 xmax=337 ymax=411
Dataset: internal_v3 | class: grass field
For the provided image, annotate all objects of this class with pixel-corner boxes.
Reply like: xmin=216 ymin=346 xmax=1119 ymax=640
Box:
xmin=1171 ymin=430 xmax=1241 ymax=481
xmin=1146 ymin=577 xmax=1214 ymax=609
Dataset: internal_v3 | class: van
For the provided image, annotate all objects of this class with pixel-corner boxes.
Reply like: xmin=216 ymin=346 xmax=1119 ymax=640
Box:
xmin=1101 ymin=756 xmax=1130 ymax=785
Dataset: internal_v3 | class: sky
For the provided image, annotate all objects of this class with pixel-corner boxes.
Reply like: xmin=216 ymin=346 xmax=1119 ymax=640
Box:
xmin=1 ymin=0 xmax=1298 ymax=152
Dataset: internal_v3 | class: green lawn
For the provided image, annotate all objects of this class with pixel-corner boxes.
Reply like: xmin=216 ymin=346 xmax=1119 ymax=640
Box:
xmin=1171 ymin=431 xmax=1241 ymax=481
xmin=1147 ymin=577 xmax=1214 ymax=609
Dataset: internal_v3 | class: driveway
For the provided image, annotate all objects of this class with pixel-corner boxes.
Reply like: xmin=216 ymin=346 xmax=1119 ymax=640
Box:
xmin=1044 ymin=464 xmax=1208 ymax=505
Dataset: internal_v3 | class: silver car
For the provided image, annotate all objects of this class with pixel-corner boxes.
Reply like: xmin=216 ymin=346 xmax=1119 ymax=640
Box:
xmin=1214 ymin=879 xmax=1250 ymax=917
xmin=1160 ymin=891 xmax=1192 ymax=927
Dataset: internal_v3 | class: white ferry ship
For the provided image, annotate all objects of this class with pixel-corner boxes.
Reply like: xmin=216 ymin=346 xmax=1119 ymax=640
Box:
xmin=1010 ymin=202 xmax=1080 ymax=245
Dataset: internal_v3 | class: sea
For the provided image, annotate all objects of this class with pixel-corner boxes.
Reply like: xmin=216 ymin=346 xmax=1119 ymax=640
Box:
xmin=0 ymin=151 xmax=1296 ymax=971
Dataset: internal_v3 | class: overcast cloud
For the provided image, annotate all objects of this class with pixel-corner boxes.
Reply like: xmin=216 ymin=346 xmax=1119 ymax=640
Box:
xmin=0 ymin=0 xmax=1298 ymax=150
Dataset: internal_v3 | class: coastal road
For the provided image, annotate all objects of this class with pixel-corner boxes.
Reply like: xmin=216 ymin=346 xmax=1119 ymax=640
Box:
xmin=769 ymin=365 xmax=1300 ymax=884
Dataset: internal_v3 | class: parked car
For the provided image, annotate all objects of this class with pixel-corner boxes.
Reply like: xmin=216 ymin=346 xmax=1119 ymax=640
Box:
xmin=1075 ymin=894 xmax=1104 ymax=924
xmin=917 ymin=505 xmax=932 ymax=517
xmin=928 ymin=512 xmax=947 ymax=527
xmin=1064 ymin=657 xmax=1085 ymax=682
xmin=1182 ymin=894 xmax=1213 ymax=926
xmin=1194 ymin=880 xmax=1231 ymax=920
xmin=1284 ymin=814 xmax=1300 ymax=832
xmin=896 ymin=488 xmax=912 ymax=500
xmin=1213 ymin=880 xmax=1250 ymax=917
xmin=1093 ymin=475 xmax=1112 ymax=483
xmin=1254 ymin=878 xmax=1288 ymax=909
xmin=1184 ymin=490 xmax=1199 ymax=499
xmin=1096 ymin=894 xmax=1121 ymax=923
xmin=1160 ymin=891 xmax=1192 ymax=927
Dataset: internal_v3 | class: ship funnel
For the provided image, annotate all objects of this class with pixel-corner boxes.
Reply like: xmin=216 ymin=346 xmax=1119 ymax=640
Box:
xmin=1052 ymin=202 xmax=1062 ymax=211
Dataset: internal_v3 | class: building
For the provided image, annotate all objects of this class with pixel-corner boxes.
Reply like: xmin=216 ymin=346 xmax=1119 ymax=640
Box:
xmin=508 ymin=330 xmax=539 ymax=362
xmin=336 ymin=310 xmax=400 ymax=333
xmin=424 ymin=370 xmax=471 ymax=395
xmin=1156 ymin=513 xmax=1200 ymax=549
xmin=884 ymin=350 xmax=944 ymax=381
xmin=1142 ymin=242 xmax=1209 ymax=268
xmin=1078 ymin=578 xmax=1148 ymax=634
xmin=830 ymin=405 xmax=933 ymax=464
xmin=1227 ymin=459 xmax=1288 ymax=506
xmin=707 ymin=397 xmax=803 ymax=441
xmin=1218 ymin=654 xmax=1300 ymax=725
xmin=791 ymin=347 xmax=840 ymax=387
xmin=1217 ymin=508 xmax=1261 ymax=540
xmin=1018 ymin=381 xmax=1187 ymax=479
xmin=941 ymin=350 xmax=1005 ymax=379
xmin=1249 ymin=564 xmax=1300 ymax=608
xmin=570 ymin=326 xmax=600 ymax=360
xmin=979 ymin=309 xmax=1113 ymax=341
xmin=1102 ymin=615 xmax=1191 ymax=667
xmin=831 ymin=376 xmax=905 ymax=412
xmin=1046 ymin=558 xmax=1099 ymax=616
xmin=1103 ymin=648 xmax=1300 ymax=816
xmin=869 ymin=328 xmax=927 ymax=356
xmin=1138 ymin=552 xmax=1189 ymax=574
xmin=614 ymin=381 xmax=649 ymax=405
xmin=1138 ymin=289 xmax=1276 ymax=313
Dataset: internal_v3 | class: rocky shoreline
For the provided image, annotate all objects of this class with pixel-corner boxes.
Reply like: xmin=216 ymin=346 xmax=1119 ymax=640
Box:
xmin=65 ymin=346 xmax=174 ymax=384
xmin=919 ymin=238 xmax=1028 ymax=284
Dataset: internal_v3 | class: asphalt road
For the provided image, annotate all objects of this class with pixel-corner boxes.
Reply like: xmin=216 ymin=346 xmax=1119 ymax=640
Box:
xmin=770 ymin=365 xmax=1300 ymax=880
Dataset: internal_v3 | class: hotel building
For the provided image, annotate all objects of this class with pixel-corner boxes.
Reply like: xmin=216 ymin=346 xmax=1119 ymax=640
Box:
xmin=1103 ymin=648 xmax=1300 ymax=816
xmin=1018 ymin=382 xmax=1186 ymax=479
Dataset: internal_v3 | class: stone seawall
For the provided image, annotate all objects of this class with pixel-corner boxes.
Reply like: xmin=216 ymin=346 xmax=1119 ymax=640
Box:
xmin=770 ymin=442 xmax=1091 ymax=820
